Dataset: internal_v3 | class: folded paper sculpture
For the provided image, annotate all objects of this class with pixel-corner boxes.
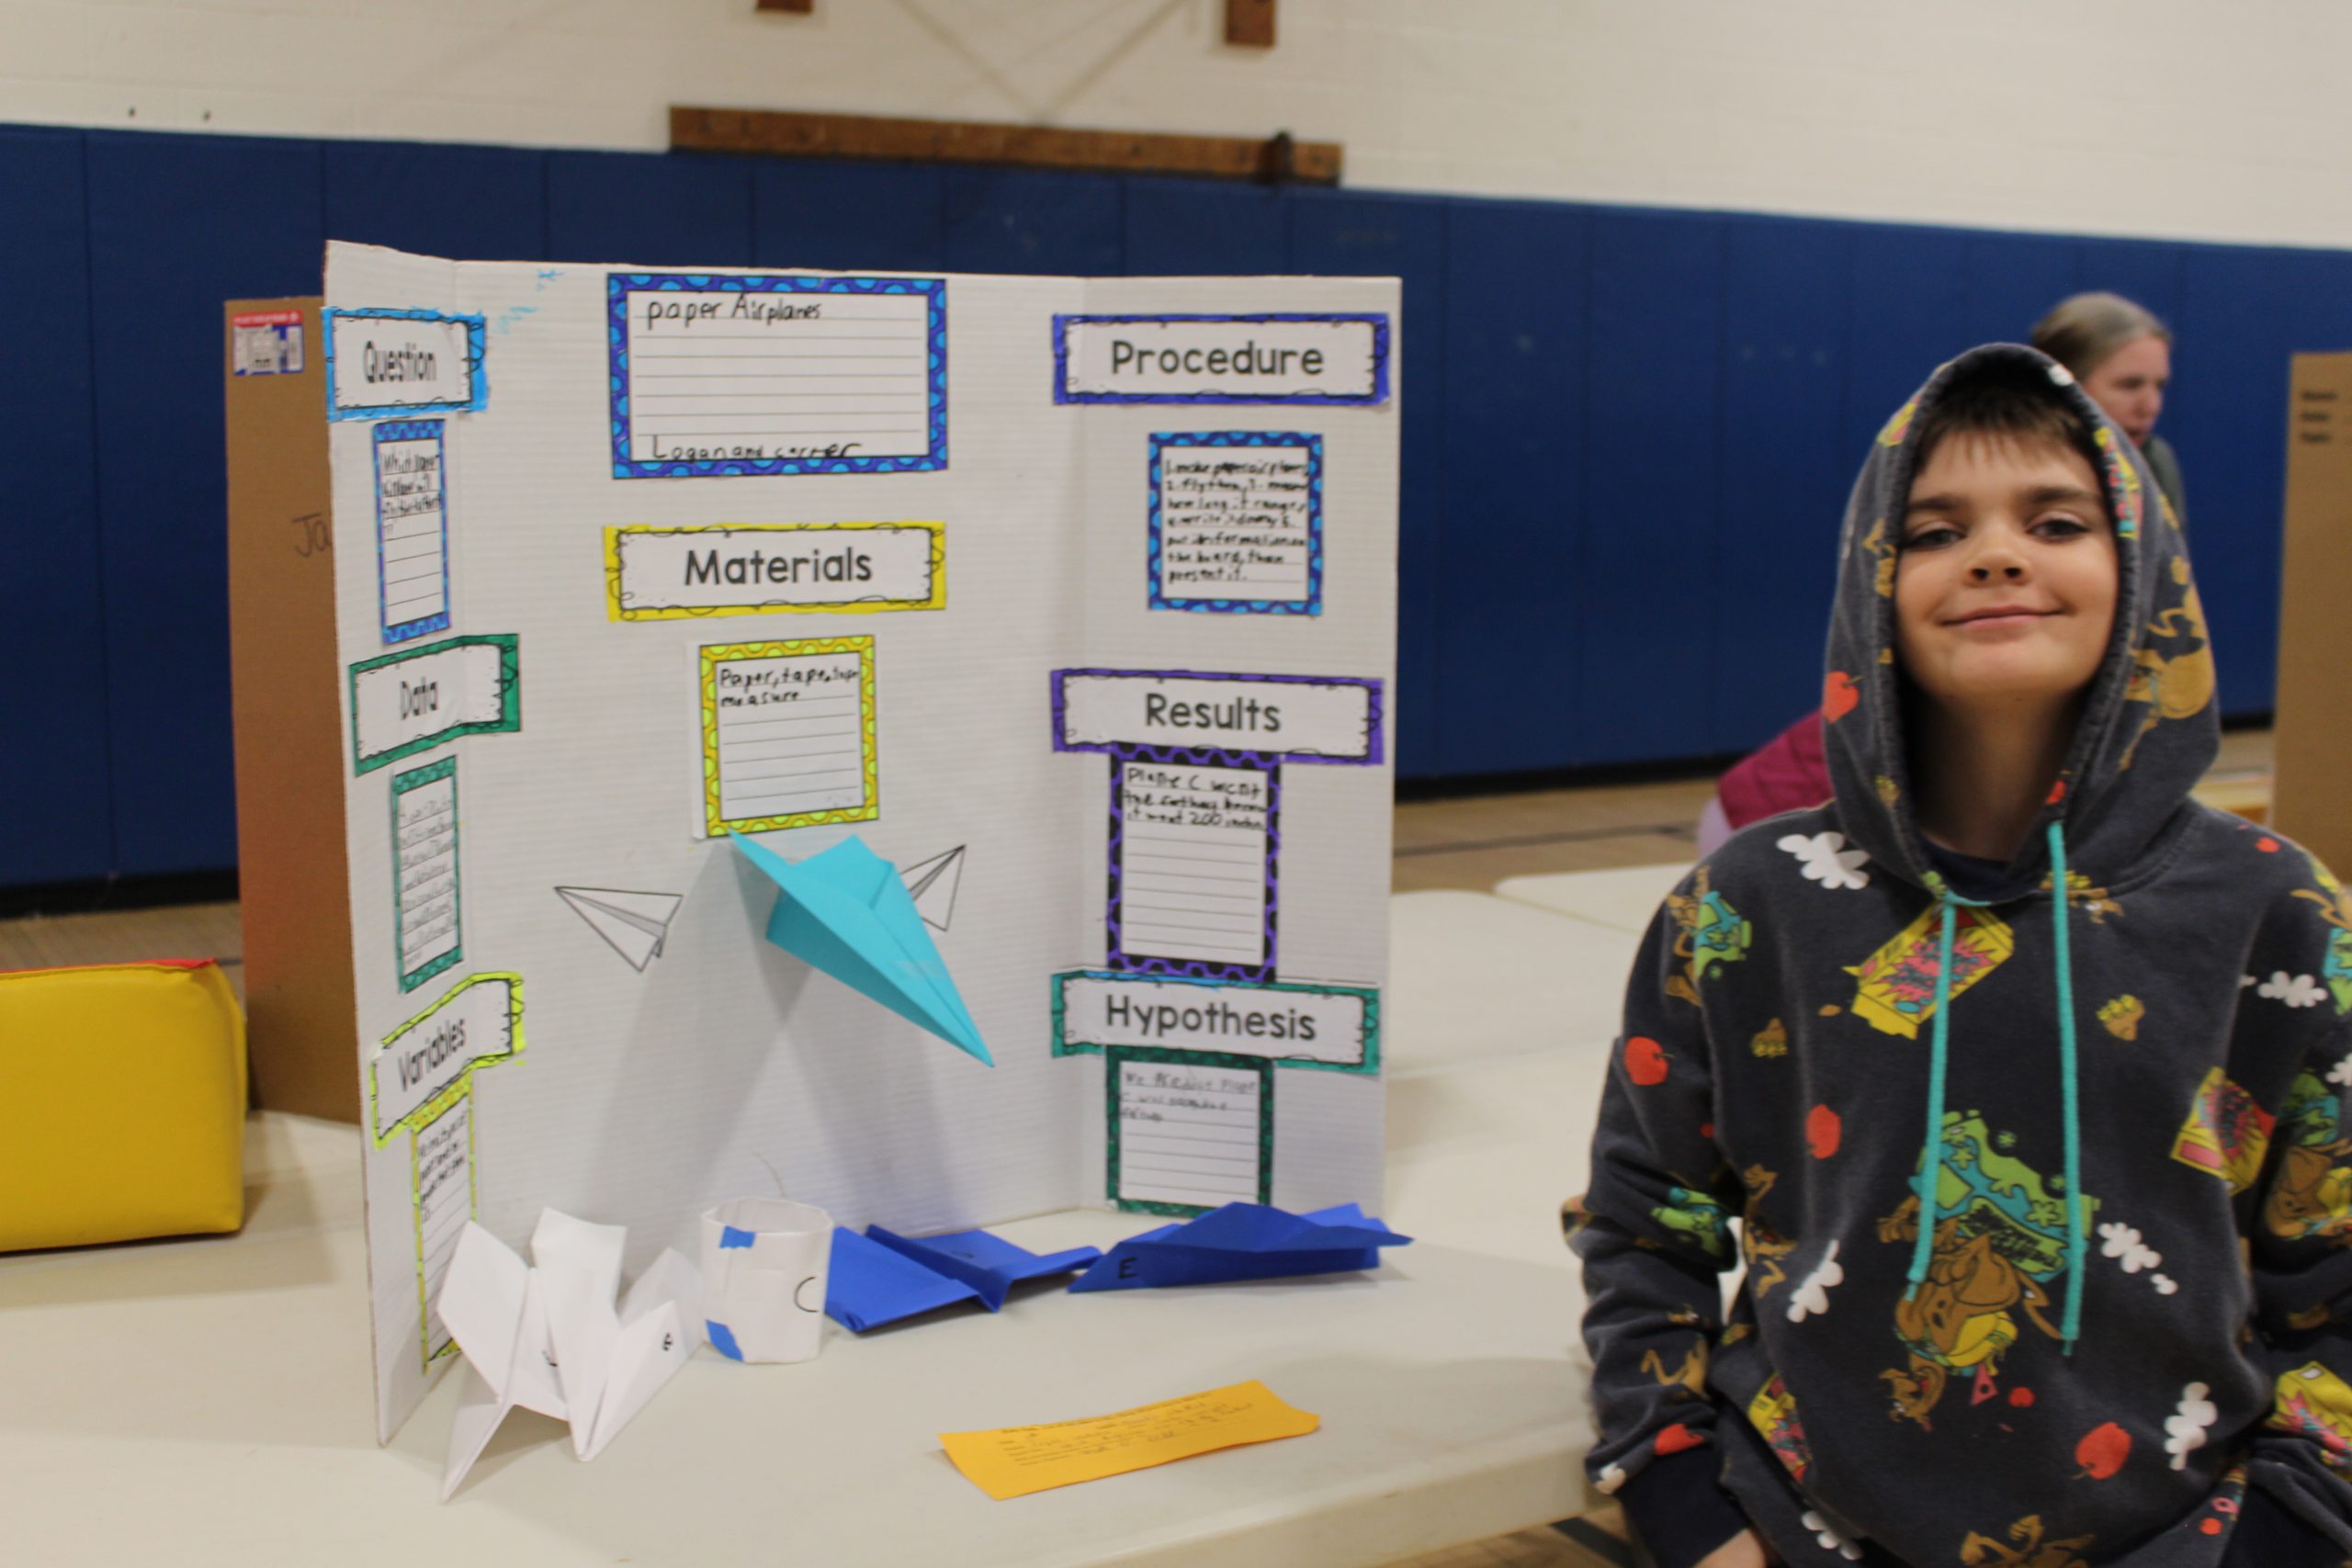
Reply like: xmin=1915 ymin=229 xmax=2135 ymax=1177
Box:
xmin=826 ymin=1224 xmax=1100 ymax=1331
xmin=435 ymin=1212 xmax=702 ymax=1498
xmin=1068 ymin=1201 xmax=1409 ymax=1292
xmin=729 ymin=832 xmax=991 ymax=1065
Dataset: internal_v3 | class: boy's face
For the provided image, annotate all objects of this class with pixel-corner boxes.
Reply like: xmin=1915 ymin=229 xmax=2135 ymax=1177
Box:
xmin=1894 ymin=431 xmax=2120 ymax=715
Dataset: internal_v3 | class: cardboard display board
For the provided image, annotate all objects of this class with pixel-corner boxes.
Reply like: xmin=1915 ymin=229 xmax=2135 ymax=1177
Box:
xmin=225 ymin=298 xmax=360 ymax=1122
xmin=2276 ymin=353 xmax=2352 ymax=878
xmin=277 ymin=243 xmax=1397 ymax=1440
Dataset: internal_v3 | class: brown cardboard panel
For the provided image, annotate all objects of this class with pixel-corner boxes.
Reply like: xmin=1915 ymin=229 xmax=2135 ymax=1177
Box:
xmin=224 ymin=297 xmax=358 ymax=1122
xmin=2273 ymin=352 xmax=2352 ymax=878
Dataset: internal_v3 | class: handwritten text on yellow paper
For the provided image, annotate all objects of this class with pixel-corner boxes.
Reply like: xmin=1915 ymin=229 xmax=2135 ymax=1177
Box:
xmin=939 ymin=1379 xmax=1319 ymax=1500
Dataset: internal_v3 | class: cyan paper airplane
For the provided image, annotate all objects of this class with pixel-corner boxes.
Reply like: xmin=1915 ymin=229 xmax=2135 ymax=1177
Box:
xmin=1068 ymin=1202 xmax=1410 ymax=1292
xmin=825 ymin=1225 xmax=1099 ymax=1332
xmin=728 ymin=832 xmax=991 ymax=1066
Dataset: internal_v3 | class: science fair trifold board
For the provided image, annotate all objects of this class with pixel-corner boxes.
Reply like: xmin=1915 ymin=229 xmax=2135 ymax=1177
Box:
xmin=321 ymin=243 xmax=1398 ymax=1441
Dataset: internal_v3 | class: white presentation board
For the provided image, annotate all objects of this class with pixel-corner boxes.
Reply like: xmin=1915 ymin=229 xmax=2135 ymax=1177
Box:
xmin=321 ymin=243 xmax=1399 ymax=1441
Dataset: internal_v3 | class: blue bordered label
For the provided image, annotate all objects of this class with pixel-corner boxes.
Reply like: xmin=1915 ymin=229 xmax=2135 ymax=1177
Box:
xmin=1148 ymin=432 xmax=1323 ymax=615
xmin=324 ymin=308 xmax=486 ymax=421
xmin=1054 ymin=313 xmax=1389 ymax=405
xmin=606 ymin=273 xmax=948 ymax=479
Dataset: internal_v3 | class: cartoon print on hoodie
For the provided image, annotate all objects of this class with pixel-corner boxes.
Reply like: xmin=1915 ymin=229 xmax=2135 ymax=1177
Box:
xmin=1574 ymin=345 xmax=2352 ymax=1566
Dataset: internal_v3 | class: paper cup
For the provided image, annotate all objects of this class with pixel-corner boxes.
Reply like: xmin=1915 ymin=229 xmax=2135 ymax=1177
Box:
xmin=699 ymin=1198 xmax=831 ymax=1363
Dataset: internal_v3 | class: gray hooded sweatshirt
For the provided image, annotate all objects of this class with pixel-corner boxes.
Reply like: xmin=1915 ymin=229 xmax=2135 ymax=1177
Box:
xmin=1575 ymin=344 xmax=2352 ymax=1565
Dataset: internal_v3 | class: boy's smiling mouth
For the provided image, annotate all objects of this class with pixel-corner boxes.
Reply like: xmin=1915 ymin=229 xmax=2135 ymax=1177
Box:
xmin=1945 ymin=604 xmax=2059 ymax=628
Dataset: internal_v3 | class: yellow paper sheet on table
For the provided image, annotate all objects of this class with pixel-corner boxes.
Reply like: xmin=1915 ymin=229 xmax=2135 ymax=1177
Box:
xmin=940 ymin=1379 xmax=1319 ymax=1500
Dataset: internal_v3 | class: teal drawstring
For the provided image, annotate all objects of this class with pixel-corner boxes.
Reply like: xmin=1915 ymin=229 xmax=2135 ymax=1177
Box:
xmin=1904 ymin=889 xmax=1977 ymax=1299
xmin=2048 ymin=820 xmax=2086 ymax=1355
xmin=1902 ymin=823 xmax=2087 ymax=1360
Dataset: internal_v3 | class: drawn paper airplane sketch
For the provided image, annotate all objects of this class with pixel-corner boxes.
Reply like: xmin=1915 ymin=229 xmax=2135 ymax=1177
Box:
xmin=729 ymin=832 xmax=992 ymax=1066
xmin=899 ymin=844 xmax=967 ymax=931
xmin=554 ymin=886 xmax=684 ymax=971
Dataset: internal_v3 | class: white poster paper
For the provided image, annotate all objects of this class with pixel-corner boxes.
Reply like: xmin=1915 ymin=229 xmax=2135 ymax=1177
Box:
xmin=321 ymin=243 xmax=1396 ymax=1444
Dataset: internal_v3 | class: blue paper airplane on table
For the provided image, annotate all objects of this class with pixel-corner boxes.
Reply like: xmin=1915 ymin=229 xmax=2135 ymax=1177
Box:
xmin=728 ymin=831 xmax=991 ymax=1066
xmin=1068 ymin=1201 xmax=1411 ymax=1292
xmin=826 ymin=1225 xmax=1102 ymax=1332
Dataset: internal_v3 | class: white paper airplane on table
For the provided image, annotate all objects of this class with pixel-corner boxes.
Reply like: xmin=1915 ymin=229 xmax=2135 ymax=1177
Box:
xmin=554 ymin=886 xmax=684 ymax=970
xmin=435 ymin=1211 xmax=703 ymax=1499
xmin=899 ymin=844 xmax=966 ymax=931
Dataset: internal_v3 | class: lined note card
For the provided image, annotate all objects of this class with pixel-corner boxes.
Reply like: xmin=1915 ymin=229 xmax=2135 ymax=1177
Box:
xmin=413 ymin=1094 xmax=472 ymax=1362
xmin=391 ymin=758 xmax=461 ymax=991
xmin=1149 ymin=434 xmax=1321 ymax=614
xmin=699 ymin=637 xmax=878 ymax=835
xmin=1114 ymin=761 xmax=1272 ymax=975
xmin=608 ymin=274 xmax=947 ymax=478
xmin=374 ymin=420 xmax=451 ymax=642
xmin=1114 ymin=1055 xmax=1268 ymax=1211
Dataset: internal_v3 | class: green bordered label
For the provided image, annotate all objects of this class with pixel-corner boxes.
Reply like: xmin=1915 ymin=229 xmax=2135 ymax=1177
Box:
xmin=349 ymin=634 xmax=521 ymax=775
xmin=1054 ymin=971 xmax=1377 ymax=1075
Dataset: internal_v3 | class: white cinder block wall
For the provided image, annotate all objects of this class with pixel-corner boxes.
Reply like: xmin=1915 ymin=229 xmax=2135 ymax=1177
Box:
xmin=3 ymin=0 xmax=2347 ymax=247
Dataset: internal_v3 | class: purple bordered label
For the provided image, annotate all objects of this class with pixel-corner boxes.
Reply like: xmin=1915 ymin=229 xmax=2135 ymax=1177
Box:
xmin=1107 ymin=755 xmax=1280 ymax=983
xmin=1051 ymin=669 xmax=1383 ymax=765
xmin=1053 ymin=313 xmax=1389 ymax=405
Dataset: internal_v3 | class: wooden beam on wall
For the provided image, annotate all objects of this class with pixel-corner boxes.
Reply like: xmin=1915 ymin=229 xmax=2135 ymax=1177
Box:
xmin=671 ymin=107 xmax=1340 ymax=185
xmin=1226 ymin=0 xmax=1276 ymax=48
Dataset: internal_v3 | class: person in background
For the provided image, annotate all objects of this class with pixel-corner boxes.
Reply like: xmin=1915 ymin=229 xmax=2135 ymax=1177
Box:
xmin=1694 ymin=292 xmax=2188 ymax=859
xmin=2032 ymin=291 xmax=2188 ymax=530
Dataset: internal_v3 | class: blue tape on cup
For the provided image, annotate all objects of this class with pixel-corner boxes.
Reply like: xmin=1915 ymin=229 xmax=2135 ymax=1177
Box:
xmin=707 ymin=1320 xmax=745 ymax=1360
xmin=720 ymin=1226 xmax=757 ymax=1249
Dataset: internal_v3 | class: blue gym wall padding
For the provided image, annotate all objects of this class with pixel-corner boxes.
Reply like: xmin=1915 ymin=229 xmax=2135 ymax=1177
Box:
xmin=85 ymin=130 xmax=325 ymax=880
xmin=2 ymin=121 xmax=2336 ymax=886
xmin=0 ymin=129 xmax=111 ymax=886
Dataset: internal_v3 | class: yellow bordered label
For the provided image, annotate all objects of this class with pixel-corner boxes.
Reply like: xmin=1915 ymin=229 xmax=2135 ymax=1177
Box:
xmin=605 ymin=522 xmax=945 ymax=621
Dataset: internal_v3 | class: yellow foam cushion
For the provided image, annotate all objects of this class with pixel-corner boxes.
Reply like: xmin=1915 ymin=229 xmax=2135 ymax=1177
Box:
xmin=0 ymin=960 xmax=246 ymax=1252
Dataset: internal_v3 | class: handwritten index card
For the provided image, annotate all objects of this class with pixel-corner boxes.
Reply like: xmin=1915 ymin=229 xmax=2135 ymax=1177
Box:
xmin=391 ymin=758 xmax=461 ymax=991
xmin=1114 ymin=1054 xmax=1268 ymax=1211
xmin=375 ymin=420 xmax=451 ymax=643
xmin=699 ymin=637 xmax=879 ymax=835
xmin=414 ymin=1095 xmax=472 ymax=1361
xmin=1114 ymin=761 xmax=1272 ymax=973
xmin=608 ymin=275 xmax=947 ymax=478
xmin=1150 ymin=434 xmax=1321 ymax=614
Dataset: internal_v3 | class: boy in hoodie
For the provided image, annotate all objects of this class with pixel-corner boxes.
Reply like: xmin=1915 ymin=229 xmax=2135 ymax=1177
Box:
xmin=1574 ymin=344 xmax=2352 ymax=1567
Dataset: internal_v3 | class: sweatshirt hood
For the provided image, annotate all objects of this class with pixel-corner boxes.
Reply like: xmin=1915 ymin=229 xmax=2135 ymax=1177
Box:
xmin=1824 ymin=343 xmax=2220 ymax=899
